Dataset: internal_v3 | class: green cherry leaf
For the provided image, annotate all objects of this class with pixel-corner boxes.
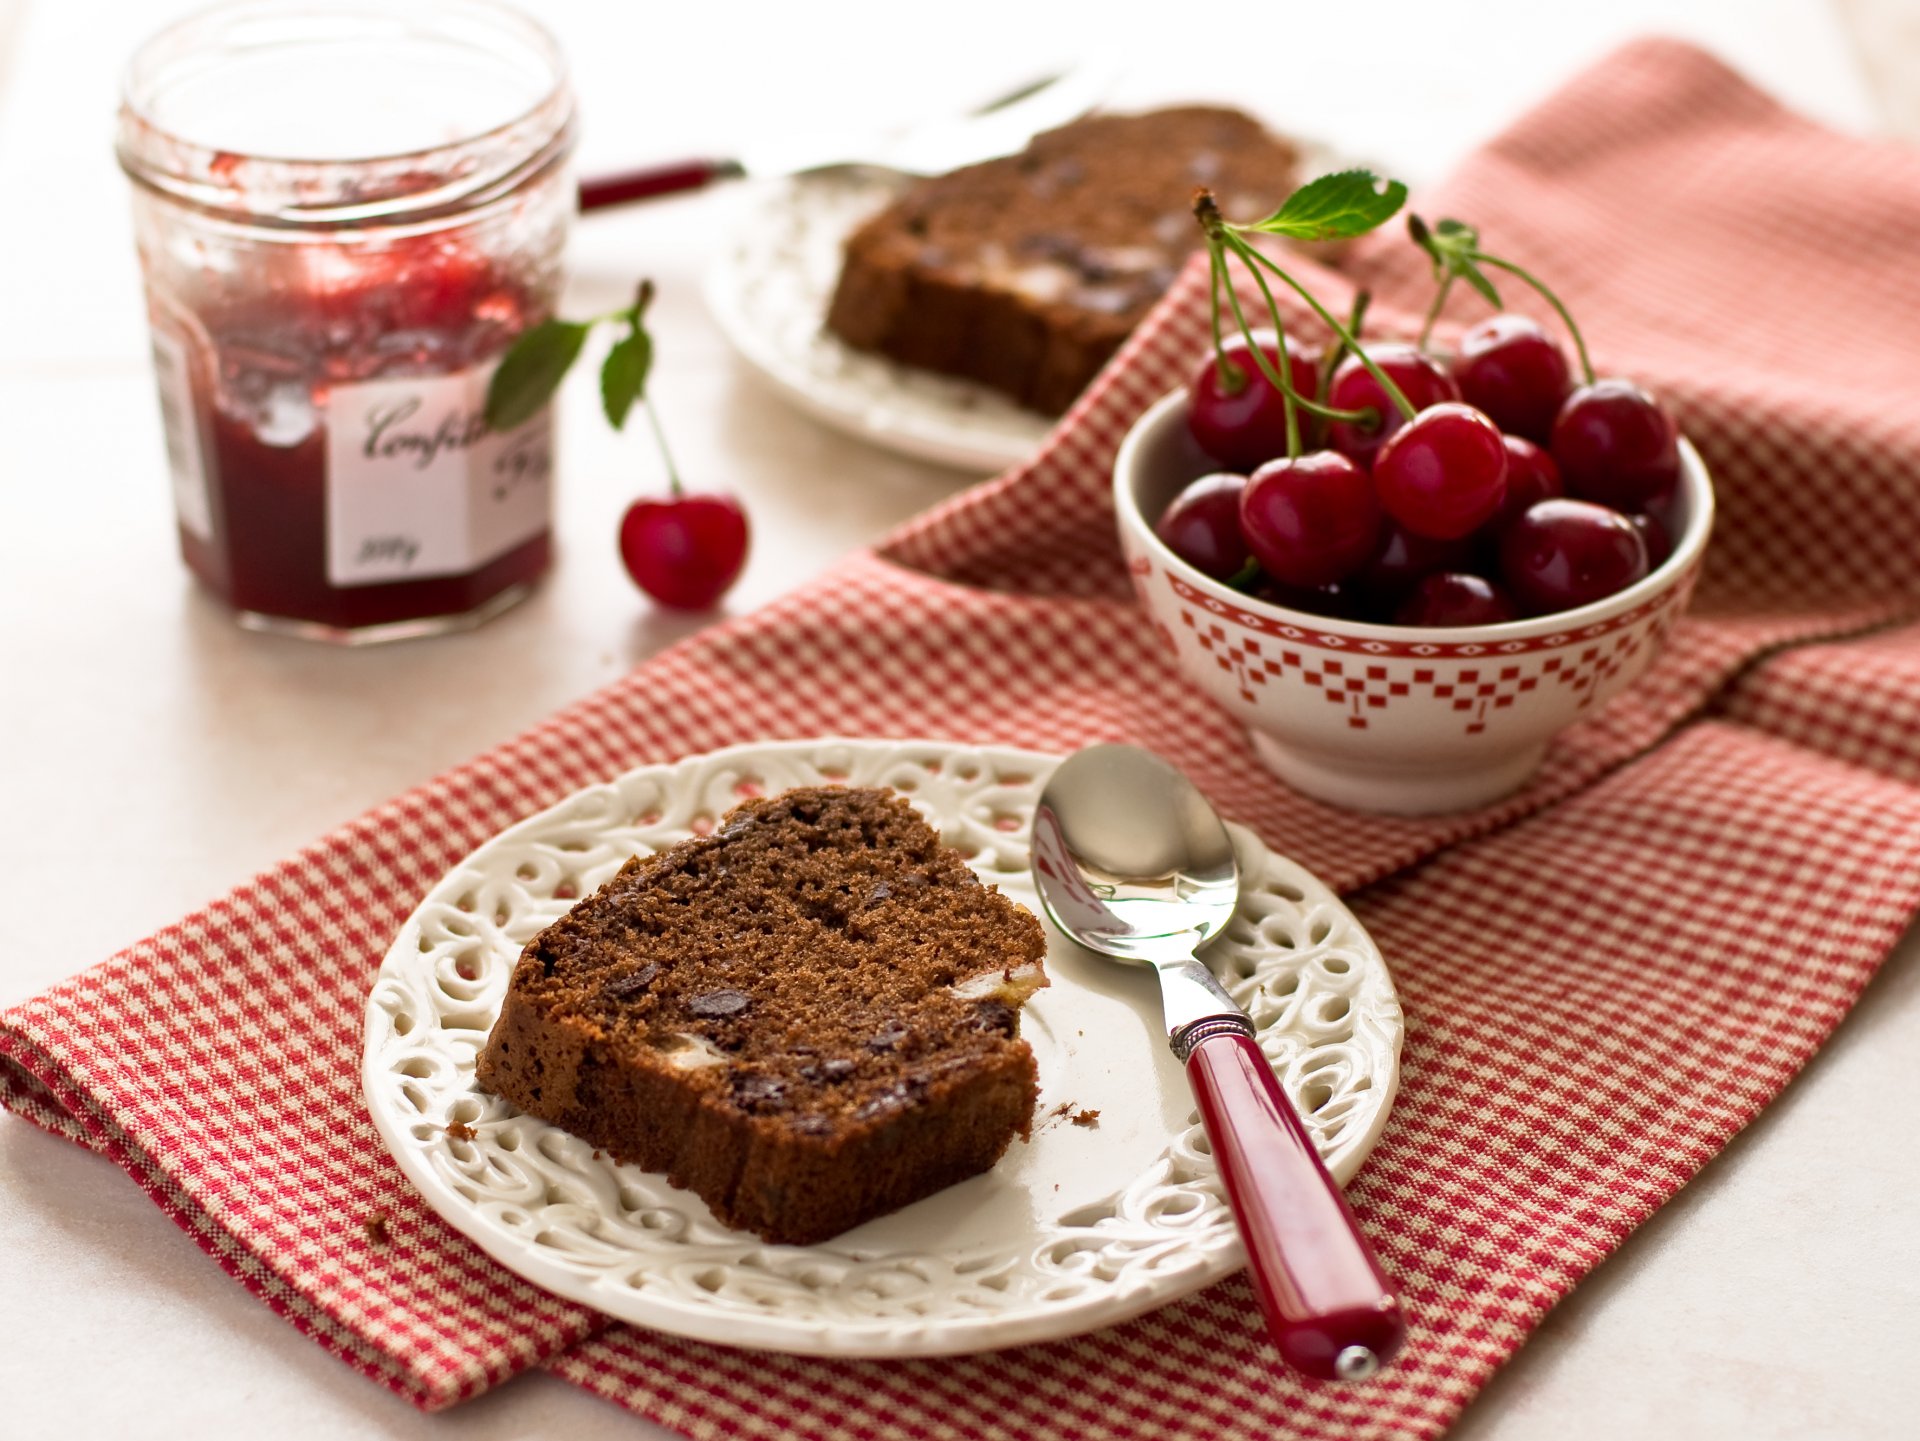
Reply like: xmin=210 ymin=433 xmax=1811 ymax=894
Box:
xmin=600 ymin=324 xmax=653 ymax=431
xmin=484 ymin=319 xmax=589 ymax=432
xmin=1409 ymin=214 xmax=1502 ymax=307
xmin=1245 ymin=170 xmax=1409 ymax=242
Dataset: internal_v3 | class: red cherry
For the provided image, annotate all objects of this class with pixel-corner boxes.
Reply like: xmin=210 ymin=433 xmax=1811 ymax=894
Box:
xmin=619 ymin=492 xmax=750 ymax=609
xmin=1499 ymin=498 xmax=1649 ymax=614
xmin=1187 ymin=334 xmax=1322 ymax=471
xmin=1239 ymin=450 xmax=1381 ymax=588
xmin=1356 ymin=522 xmax=1475 ymax=604
xmin=1372 ymin=403 xmax=1509 ymax=540
xmin=1629 ymin=510 xmax=1672 ymax=569
xmin=1325 ymin=342 xmax=1459 ymax=468
xmin=1155 ymin=472 xmax=1250 ymax=580
xmin=1256 ymin=577 xmax=1373 ymax=622
xmin=1550 ymin=379 xmax=1681 ymax=510
xmin=1494 ymin=433 xmax=1564 ymax=527
xmin=1450 ymin=315 xmax=1573 ymax=445
xmin=1642 ymin=483 xmax=1684 ymax=542
xmin=1394 ymin=572 xmax=1517 ymax=627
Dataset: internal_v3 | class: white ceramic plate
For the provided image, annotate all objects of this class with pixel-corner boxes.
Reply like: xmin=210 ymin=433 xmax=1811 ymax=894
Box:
xmin=363 ymin=738 xmax=1402 ymax=1357
xmin=703 ymin=172 xmax=1052 ymax=473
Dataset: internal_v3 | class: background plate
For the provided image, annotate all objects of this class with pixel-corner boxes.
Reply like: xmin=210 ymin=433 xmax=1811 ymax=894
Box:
xmin=363 ymin=738 xmax=1402 ymax=1357
xmin=703 ymin=172 xmax=1052 ymax=473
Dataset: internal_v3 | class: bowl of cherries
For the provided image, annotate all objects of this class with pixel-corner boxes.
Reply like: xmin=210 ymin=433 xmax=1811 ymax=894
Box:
xmin=1115 ymin=185 xmax=1713 ymax=814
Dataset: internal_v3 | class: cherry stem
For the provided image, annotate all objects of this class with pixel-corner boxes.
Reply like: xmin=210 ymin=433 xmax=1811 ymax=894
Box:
xmin=1210 ymin=251 xmax=1374 ymax=426
xmin=644 ymin=393 xmax=684 ymax=498
xmin=1416 ymin=274 xmax=1453 ymax=351
xmin=1206 ymin=248 xmax=1240 ymax=392
xmin=1225 ymin=557 xmax=1263 ymax=593
xmin=1472 ymin=252 xmax=1595 ymax=384
xmin=1318 ymin=289 xmax=1370 ymax=405
xmin=1227 ymin=232 xmax=1419 ymax=423
xmin=1214 ymin=238 xmax=1300 ymax=457
xmin=592 ymin=280 xmax=655 ymax=331
xmin=1213 ymin=265 xmax=1374 ymax=426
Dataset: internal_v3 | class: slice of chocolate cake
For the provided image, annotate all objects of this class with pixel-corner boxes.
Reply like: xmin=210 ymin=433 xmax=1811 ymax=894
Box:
xmin=476 ymin=785 xmax=1048 ymax=1245
xmin=824 ymin=105 xmax=1300 ymax=414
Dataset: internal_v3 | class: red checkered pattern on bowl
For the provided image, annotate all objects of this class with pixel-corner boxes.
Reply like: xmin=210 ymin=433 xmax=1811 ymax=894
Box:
xmin=1165 ymin=568 xmax=1696 ymax=730
xmin=7 ymin=38 xmax=1920 ymax=1441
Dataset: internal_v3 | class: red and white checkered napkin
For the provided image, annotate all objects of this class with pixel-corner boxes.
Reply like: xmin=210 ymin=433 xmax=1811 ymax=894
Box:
xmin=7 ymin=37 xmax=1920 ymax=1440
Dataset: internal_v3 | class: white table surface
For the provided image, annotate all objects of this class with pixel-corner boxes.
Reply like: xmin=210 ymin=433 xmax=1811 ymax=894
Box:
xmin=3 ymin=2 xmax=1916 ymax=1437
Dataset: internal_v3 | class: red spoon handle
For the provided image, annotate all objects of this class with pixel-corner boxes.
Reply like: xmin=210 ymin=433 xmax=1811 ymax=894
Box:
xmin=578 ymin=158 xmax=746 ymax=212
xmin=1185 ymin=1026 xmax=1406 ymax=1379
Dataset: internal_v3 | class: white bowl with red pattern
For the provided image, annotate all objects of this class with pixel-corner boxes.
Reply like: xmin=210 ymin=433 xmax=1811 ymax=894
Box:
xmin=1114 ymin=390 xmax=1714 ymax=814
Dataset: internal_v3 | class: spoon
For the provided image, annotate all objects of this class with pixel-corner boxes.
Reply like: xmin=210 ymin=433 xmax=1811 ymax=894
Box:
xmin=1031 ymin=743 xmax=1405 ymax=1381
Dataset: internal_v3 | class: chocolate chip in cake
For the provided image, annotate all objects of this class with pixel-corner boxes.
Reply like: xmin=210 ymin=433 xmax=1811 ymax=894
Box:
xmin=970 ymin=1000 xmax=1017 ymax=1037
xmin=604 ymin=963 xmax=659 ymax=1001
xmin=798 ymin=1055 xmax=858 ymax=1084
xmin=732 ymin=1072 xmax=789 ymax=1114
xmin=866 ymin=1019 xmax=911 ymax=1053
xmin=856 ymin=1074 xmax=930 ymax=1120
xmin=688 ymin=988 xmax=751 ymax=1019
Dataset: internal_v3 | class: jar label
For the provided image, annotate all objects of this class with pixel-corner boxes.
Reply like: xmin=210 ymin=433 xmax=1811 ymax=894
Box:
xmin=325 ymin=366 xmax=552 ymax=587
xmin=151 ymin=325 xmax=213 ymax=542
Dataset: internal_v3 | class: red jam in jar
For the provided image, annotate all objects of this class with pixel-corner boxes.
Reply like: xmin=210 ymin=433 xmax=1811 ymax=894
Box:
xmin=119 ymin=0 xmax=576 ymax=642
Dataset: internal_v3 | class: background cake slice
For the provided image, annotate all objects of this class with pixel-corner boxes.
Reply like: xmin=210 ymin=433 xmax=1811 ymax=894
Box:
xmin=476 ymin=786 xmax=1048 ymax=1246
xmin=824 ymin=105 xmax=1300 ymax=415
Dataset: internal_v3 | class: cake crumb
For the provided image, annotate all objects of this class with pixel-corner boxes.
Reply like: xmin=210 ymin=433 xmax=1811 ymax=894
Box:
xmin=1045 ymin=1100 xmax=1100 ymax=1130
xmin=445 ymin=1121 xmax=477 ymax=1142
xmin=363 ymin=1213 xmax=390 ymax=1247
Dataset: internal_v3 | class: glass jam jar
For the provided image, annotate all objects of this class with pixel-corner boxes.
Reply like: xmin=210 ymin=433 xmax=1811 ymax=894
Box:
xmin=118 ymin=0 xmax=575 ymax=643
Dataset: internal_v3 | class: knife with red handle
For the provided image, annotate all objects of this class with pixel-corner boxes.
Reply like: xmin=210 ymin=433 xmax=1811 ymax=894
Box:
xmin=579 ymin=158 xmax=746 ymax=212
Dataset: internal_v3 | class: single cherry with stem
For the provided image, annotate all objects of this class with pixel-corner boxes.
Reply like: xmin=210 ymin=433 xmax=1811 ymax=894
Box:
xmin=1187 ymin=334 xmax=1323 ymax=472
xmin=486 ymin=278 xmax=750 ymax=610
xmin=618 ymin=396 xmax=749 ymax=610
